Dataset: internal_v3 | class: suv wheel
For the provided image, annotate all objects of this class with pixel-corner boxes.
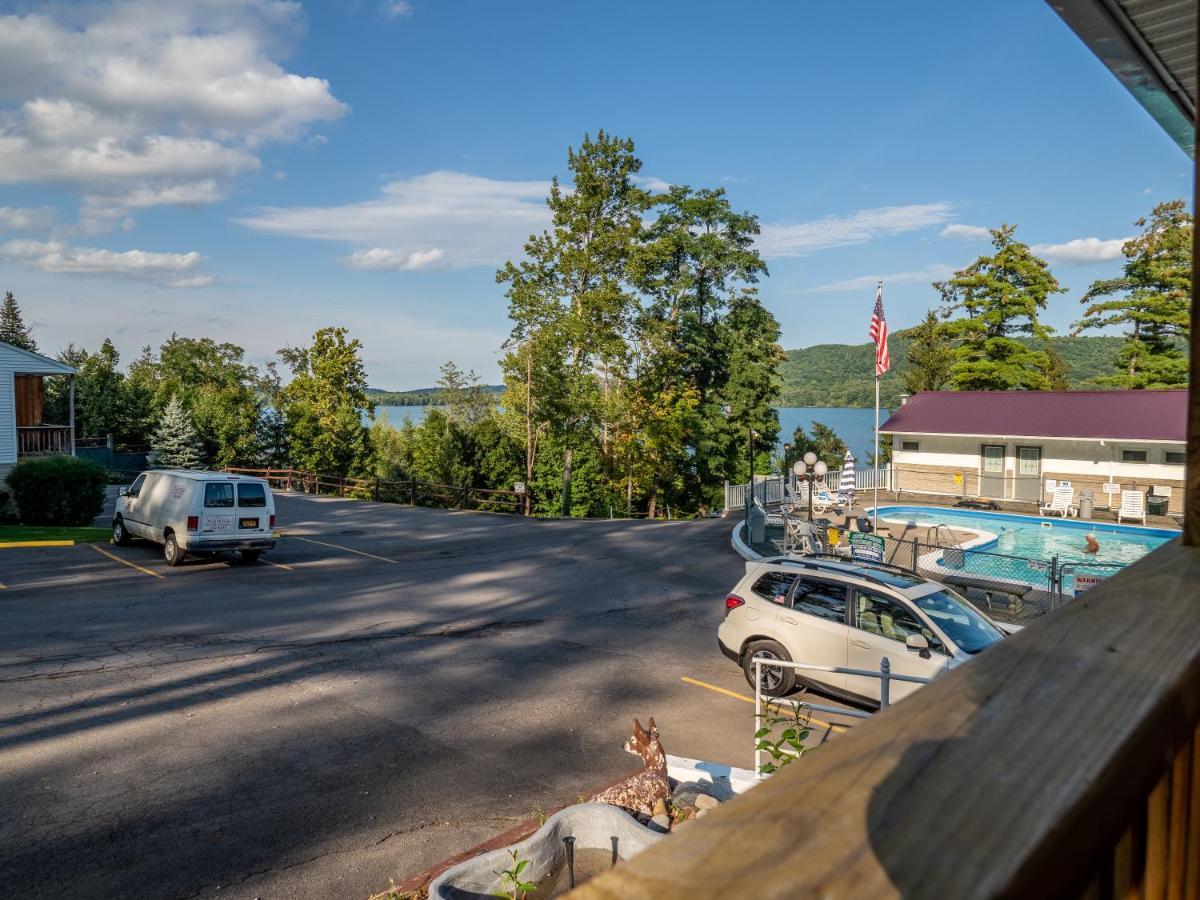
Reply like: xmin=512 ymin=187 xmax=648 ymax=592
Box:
xmin=742 ymin=639 xmax=796 ymax=697
xmin=112 ymin=517 xmax=131 ymax=547
xmin=163 ymin=532 xmax=185 ymax=567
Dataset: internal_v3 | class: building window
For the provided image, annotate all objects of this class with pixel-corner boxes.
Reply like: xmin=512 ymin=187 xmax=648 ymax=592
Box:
xmin=1165 ymin=450 xmax=1185 ymax=465
xmin=1121 ymin=449 xmax=1148 ymax=463
xmin=901 ymin=440 xmax=920 ymax=452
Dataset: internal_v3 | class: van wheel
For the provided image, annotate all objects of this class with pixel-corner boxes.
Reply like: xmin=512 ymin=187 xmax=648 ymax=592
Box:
xmin=236 ymin=550 xmax=261 ymax=564
xmin=163 ymin=533 xmax=185 ymax=567
xmin=743 ymin=640 xmax=796 ymax=697
xmin=112 ymin=517 xmax=131 ymax=547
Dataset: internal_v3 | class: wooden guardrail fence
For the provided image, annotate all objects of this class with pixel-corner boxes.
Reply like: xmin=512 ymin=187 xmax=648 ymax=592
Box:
xmin=222 ymin=467 xmax=526 ymax=515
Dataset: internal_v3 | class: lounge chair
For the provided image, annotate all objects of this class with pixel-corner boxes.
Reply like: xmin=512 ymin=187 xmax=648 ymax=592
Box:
xmin=1117 ymin=490 xmax=1146 ymax=525
xmin=811 ymin=488 xmax=848 ymax=515
xmin=1039 ymin=485 xmax=1076 ymax=518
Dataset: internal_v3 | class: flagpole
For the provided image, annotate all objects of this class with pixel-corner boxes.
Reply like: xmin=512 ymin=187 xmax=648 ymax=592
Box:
xmin=873 ymin=280 xmax=881 ymax=534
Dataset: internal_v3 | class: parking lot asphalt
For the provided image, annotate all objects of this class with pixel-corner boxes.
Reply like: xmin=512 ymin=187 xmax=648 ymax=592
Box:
xmin=1 ymin=493 xmax=861 ymax=898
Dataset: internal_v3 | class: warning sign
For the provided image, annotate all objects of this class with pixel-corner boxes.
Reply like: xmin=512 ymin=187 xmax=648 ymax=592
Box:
xmin=849 ymin=531 xmax=885 ymax=563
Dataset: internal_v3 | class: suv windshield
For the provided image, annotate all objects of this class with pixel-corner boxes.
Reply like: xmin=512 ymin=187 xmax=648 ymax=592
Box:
xmin=913 ymin=589 xmax=1004 ymax=654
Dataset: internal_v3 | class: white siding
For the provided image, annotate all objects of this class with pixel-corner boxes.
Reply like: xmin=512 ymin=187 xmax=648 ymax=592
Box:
xmin=0 ymin=369 xmax=13 ymax=465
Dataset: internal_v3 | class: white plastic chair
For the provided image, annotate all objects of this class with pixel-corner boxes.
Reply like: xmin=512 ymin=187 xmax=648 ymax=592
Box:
xmin=1117 ymin=490 xmax=1146 ymax=525
xmin=1039 ymin=485 xmax=1075 ymax=518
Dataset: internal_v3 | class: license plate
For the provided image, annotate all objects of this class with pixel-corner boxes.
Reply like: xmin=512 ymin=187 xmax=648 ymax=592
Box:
xmin=239 ymin=517 xmax=259 ymax=529
xmin=203 ymin=516 xmax=233 ymax=532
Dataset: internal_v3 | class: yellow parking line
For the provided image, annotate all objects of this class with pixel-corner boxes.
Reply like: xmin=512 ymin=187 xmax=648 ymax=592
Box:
xmin=0 ymin=540 xmax=74 ymax=548
xmin=286 ymin=535 xmax=398 ymax=564
xmin=261 ymin=558 xmax=293 ymax=571
xmin=90 ymin=543 xmax=166 ymax=579
xmin=680 ymin=676 xmax=844 ymax=732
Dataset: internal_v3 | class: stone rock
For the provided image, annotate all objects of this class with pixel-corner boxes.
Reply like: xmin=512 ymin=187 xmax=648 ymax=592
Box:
xmin=696 ymin=807 xmax=710 ymax=818
xmin=694 ymin=794 xmax=720 ymax=811
xmin=671 ymin=781 xmax=715 ymax=810
xmin=652 ymin=798 xmax=667 ymax=817
xmin=649 ymin=814 xmax=670 ymax=834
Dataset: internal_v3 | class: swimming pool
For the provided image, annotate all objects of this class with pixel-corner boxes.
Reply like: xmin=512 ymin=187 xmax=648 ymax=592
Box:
xmin=870 ymin=505 xmax=1179 ymax=589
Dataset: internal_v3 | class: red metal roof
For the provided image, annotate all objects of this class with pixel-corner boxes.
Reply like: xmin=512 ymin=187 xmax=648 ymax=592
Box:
xmin=880 ymin=390 xmax=1187 ymax=442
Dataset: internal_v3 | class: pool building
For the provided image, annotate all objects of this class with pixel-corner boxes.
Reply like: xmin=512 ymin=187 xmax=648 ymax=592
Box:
xmin=880 ymin=390 xmax=1187 ymax=515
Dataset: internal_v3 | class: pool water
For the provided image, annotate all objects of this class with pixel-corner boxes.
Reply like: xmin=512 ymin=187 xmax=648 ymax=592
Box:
xmin=871 ymin=505 xmax=1179 ymax=588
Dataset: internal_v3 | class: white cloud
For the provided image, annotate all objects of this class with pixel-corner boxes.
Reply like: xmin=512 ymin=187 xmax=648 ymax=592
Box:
xmin=167 ymin=274 xmax=215 ymax=288
xmin=0 ymin=238 xmax=205 ymax=284
xmin=634 ymin=175 xmax=672 ymax=192
xmin=1031 ymin=236 xmax=1129 ymax=265
xmin=800 ymin=263 xmax=955 ymax=293
xmin=382 ymin=0 xmax=414 ymax=17
xmin=939 ymin=223 xmax=991 ymax=240
xmin=0 ymin=2 xmax=346 ymax=229
xmin=0 ymin=206 xmax=56 ymax=231
xmin=237 ymin=170 xmax=553 ymax=270
xmin=344 ymin=247 xmax=446 ymax=270
xmin=757 ymin=202 xmax=955 ymax=258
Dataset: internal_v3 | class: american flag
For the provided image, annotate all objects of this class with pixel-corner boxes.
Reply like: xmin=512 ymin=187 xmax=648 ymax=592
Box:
xmin=869 ymin=283 xmax=890 ymax=377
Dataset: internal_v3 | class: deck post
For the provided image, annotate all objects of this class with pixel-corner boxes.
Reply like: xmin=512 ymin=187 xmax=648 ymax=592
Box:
xmin=1186 ymin=99 xmax=1200 ymax=545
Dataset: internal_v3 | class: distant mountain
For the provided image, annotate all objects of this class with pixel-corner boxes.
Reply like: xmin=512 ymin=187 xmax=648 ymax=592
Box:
xmin=367 ymin=384 xmax=505 ymax=406
xmin=779 ymin=335 xmax=1128 ymax=408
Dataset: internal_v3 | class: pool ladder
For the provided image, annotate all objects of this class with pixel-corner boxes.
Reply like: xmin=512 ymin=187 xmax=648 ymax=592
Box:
xmin=931 ymin=523 xmax=964 ymax=551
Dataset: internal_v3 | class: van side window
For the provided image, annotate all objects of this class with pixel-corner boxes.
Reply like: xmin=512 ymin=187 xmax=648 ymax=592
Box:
xmin=750 ymin=571 xmax=797 ymax=605
xmin=237 ymin=483 xmax=267 ymax=508
xmin=204 ymin=483 xmax=235 ymax=508
xmin=126 ymin=474 xmax=147 ymax=499
xmin=791 ymin=577 xmax=848 ymax=623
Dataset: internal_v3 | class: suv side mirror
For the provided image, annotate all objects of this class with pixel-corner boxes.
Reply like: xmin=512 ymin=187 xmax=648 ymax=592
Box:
xmin=905 ymin=633 xmax=929 ymax=652
xmin=118 ymin=486 xmax=129 ymax=497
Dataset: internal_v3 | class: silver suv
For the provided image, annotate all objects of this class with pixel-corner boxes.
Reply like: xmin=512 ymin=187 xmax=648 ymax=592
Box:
xmin=717 ymin=557 xmax=1005 ymax=704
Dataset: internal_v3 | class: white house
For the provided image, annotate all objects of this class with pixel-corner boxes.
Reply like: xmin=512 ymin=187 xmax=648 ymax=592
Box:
xmin=880 ymin=390 xmax=1187 ymax=514
xmin=0 ymin=339 xmax=78 ymax=484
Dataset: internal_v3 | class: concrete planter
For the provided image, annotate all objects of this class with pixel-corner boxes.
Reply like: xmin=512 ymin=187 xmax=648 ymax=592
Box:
xmin=428 ymin=802 xmax=662 ymax=899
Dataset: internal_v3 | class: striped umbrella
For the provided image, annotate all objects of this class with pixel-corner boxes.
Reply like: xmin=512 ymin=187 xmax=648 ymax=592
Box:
xmin=838 ymin=449 xmax=856 ymax=499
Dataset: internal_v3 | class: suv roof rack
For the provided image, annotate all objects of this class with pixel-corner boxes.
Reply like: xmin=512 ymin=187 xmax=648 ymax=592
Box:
xmin=758 ymin=555 xmax=919 ymax=588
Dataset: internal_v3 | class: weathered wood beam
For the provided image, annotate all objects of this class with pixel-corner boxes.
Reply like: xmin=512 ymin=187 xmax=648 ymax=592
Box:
xmin=1188 ymin=18 xmax=1200 ymax=546
xmin=572 ymin=541 xmax=1200 ymax=899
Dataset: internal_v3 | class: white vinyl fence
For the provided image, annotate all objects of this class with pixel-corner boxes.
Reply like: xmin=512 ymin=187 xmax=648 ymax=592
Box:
xmin=724 ymin=468 xmax=891 ymax=512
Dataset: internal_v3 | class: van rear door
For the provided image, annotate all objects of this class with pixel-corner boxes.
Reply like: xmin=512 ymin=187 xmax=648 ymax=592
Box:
xmin=234 ymin=481 xmax=271 ymax=535
xmin=200 ymin=481 xmax=238 ymax=537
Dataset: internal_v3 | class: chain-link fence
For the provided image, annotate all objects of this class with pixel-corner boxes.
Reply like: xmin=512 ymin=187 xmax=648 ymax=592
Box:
xmin=765 ymin=519 xmax=1128 ymax=627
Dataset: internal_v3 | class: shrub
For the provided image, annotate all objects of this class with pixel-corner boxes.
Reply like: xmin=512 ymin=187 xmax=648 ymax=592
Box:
xmin=6 ymin=457 xmax=108 ymax=526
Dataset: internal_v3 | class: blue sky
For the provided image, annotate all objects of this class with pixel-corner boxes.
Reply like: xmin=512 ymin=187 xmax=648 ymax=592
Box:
xmin=0 ymin=0 xmax=1189 ymax=389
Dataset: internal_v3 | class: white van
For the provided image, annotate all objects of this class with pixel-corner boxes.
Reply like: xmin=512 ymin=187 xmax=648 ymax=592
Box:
xmin=113 ymin=470 xmax=277 ymax=566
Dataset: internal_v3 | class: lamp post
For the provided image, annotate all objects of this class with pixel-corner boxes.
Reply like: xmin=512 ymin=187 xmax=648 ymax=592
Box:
xmin=793 ymin=451 xmax=829 ymax=523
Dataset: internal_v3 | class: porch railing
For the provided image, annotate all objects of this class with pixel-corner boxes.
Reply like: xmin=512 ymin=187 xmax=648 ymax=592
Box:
xmin=724 ymin=468 xmax=891 ymax=512
xmin=17 ymin=426 xmax=74 ymax=456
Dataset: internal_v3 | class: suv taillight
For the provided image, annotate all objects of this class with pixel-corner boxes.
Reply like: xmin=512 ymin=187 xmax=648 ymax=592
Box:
xmin=269 ymin=514 xmax=276 ymax=529
xmin=186 ymin=516 xmax=199 ymax=532
xmin=725 ymin=594 xmax=745 ymax=616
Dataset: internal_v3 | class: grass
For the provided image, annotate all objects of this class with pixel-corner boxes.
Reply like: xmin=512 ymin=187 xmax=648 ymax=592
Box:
xmin=0 ymin=525 xmax=111 ymax=544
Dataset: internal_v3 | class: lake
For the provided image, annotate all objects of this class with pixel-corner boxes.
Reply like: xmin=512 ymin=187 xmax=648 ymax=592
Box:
xmin=376 ymin=405 xmax=885 ymax=462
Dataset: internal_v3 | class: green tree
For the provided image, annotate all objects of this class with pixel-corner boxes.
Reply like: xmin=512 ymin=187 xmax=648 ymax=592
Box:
xmin=279 ymin=327 xmax=373 ymax=475
xmin=71 ymin=339 xmax=131 ymax=442
xmin=154 ymin=335 xmax=262 ymax=466
xmin=784 ymin=422 xmax=847 ymax=471
xmin=497 ymin=131 xmax=652 ymax=516
xmin=436 ymin=361 xmax=496 ymax=427
xmin=1041 ymin=346 xmax=1069 ymax=390
xmin=937 ymin=225 xmax=1064 ymax=390
xmin=147 ymin=395 xmax=206 ymax=469
xmin=1073 ymin=200 xmax=1191 ymax=388
xmin=900 ymin=310 xmax=953 ymax=394
xmin=0 ymin=291 xmax=36 ymax=351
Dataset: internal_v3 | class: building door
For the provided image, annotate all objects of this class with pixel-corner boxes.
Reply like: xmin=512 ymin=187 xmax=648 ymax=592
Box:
xmin=980 ymin=444 xmax=1005 ymax=498
xmin=1014 ymin=446 xmax=1042 ymax=502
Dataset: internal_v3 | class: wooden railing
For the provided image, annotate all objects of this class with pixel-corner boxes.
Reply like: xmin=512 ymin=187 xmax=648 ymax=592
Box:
xmin=17 ymin=425 xmax=73 ymax=456
xmin=221 ymin=467 xmax=526 ymax=515
xmin=574 ymin=539 xmax=1200 ymax=899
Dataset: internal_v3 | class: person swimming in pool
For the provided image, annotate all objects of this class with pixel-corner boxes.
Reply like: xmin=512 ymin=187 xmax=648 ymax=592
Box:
xmin=1084 ymin=533 xmax=1100 ymax=554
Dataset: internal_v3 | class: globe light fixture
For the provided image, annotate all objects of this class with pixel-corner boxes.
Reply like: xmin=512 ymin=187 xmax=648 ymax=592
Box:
xmin=793 ymin=460 xmax=806 ymax=476
xmin=803 ymin=451 xmax=818 ymax=467
xmin=814 ymin=460 xmax=828 ymax=478
xmin=794 ymin=453 xmax=827 ymax=524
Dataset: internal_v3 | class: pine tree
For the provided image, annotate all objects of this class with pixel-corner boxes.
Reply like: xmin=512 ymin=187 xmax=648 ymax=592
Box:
xmin=936 ymin=225 xmax=1064 ymax=391
xmin=901 ymin=310 xmax=954 ymax=393
xmin=1073 ymin=200 xmax=1191 ymax=388
xmin=0 ymin=291 xmax=37 ymax=351
xmin=148 ymin=395 xmax=206 ymax=470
